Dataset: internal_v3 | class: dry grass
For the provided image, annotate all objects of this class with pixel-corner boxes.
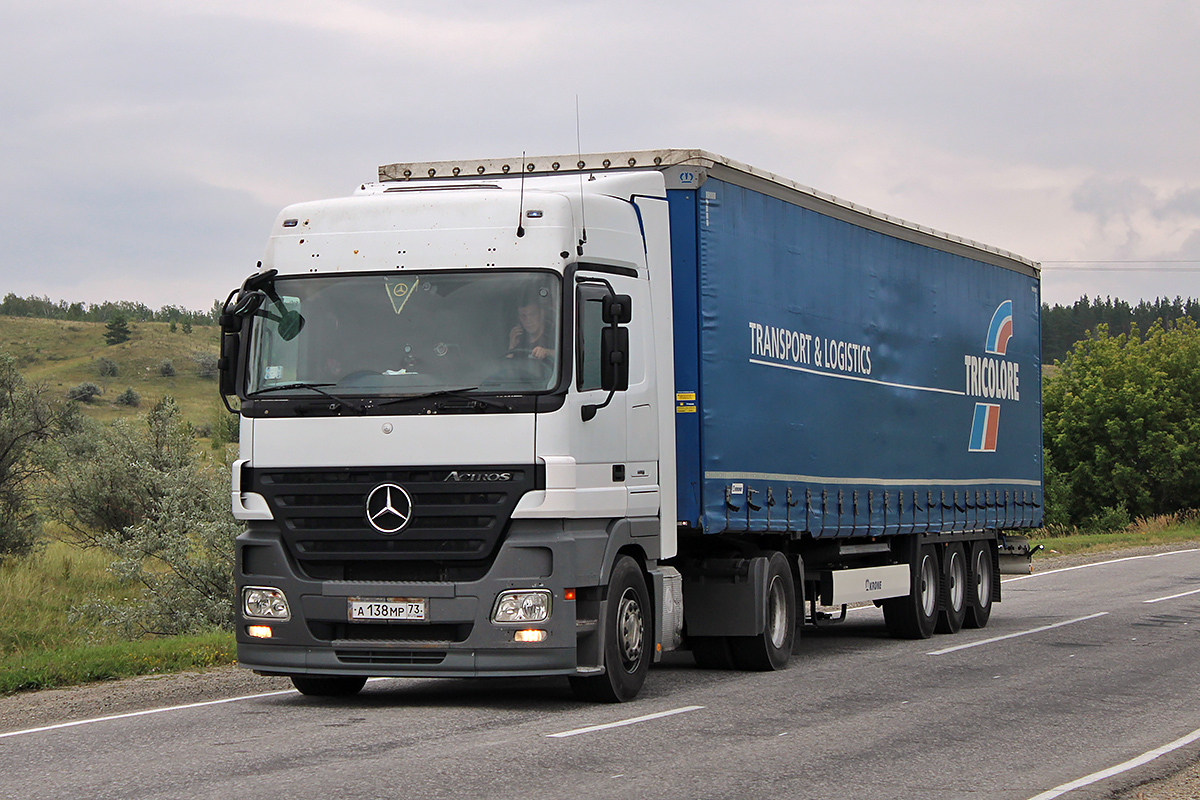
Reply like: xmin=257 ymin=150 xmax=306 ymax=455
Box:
xmin=0 ymin=315 xmax=227 ymax=435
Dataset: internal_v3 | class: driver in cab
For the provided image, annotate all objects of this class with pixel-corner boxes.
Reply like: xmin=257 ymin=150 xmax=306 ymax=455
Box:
xmin=507 ymin=296 xmax=555 ymax=363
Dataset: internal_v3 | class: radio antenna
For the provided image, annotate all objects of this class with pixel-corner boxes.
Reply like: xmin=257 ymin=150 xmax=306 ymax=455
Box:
xmin=575 ymin=96 xmax=587 ymax=255
xmin=516 ymin=150 xmax=526 ymax=238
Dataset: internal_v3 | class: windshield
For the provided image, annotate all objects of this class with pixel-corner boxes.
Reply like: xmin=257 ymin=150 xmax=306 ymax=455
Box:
xmin=245 ymin=271 xmax=561 ymax=396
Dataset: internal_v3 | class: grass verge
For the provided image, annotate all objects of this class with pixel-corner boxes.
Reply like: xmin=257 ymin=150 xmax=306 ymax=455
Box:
xmin=0 ymin=630 xmax=234 ymax=695
xmin=1030 ymin=517 xmax=1200 ymax=558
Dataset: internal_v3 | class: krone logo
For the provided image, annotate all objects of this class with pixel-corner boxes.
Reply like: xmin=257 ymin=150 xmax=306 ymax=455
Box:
xmin=365 ymin=483 xmax=413 ymax=534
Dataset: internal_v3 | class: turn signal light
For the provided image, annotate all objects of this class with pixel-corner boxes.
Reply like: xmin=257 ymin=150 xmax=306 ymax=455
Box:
xmin=564 ymin=588 xmax=576 ymax=601
xmin=247 ymin=625 xmax=273 ymax=639
xmin=514 ymin=629 xmax=547 ymax=643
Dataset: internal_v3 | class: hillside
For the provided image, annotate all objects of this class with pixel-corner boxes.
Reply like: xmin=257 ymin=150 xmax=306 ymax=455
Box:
xmin=0 ymin=316 xmax=229 ymax=437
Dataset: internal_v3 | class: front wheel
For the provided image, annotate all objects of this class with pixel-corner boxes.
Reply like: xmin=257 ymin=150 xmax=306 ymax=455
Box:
xmin=290 ymin=675 xmax=367 ymax=697
xmin=569 ymin=556 xmax=651 ymax=702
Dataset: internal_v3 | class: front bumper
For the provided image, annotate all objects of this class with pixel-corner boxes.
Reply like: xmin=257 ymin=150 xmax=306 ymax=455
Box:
xmin=235 ymin=520 xmax=606 ymax=678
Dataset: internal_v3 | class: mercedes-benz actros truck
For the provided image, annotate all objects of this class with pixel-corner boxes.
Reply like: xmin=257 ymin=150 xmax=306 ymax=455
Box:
xmin=220 ymin=150 xmax=1042 ymax=702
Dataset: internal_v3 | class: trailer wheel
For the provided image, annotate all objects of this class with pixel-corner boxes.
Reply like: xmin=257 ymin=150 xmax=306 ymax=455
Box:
xmin=290 ymin=675 xmax=367 ymax=697
xmin=729 ymin=552 xmax=796 ymax=671
xmin=883 ymin=543 xmax=938 ymax=639
xmin=964 ymin=540 xmax=994 ymax=629
xmin=935 ymin=543 xmax=967 ymax=634
xmin=569 ymin=556 xmax=650 ymax=703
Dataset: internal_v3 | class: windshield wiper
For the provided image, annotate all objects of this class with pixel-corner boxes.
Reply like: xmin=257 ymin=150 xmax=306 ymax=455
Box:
xmin=247 ymin=382 xmax=367 ymax=414
xmin=372 ymin=387 xmax=512 ymax=411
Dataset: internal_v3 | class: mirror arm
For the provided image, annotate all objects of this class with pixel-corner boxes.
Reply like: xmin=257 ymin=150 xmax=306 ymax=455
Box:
xmin=581 ymin=389 xmax=616 ymax=422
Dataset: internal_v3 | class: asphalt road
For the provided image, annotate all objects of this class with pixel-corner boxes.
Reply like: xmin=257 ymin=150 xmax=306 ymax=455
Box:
xmin=3 ymin=548 xmax=1199 ymax=800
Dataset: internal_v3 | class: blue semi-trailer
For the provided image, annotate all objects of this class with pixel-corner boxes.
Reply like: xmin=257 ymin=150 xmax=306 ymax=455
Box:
xmin=221 ymin=149 xmax=1042 ymax=702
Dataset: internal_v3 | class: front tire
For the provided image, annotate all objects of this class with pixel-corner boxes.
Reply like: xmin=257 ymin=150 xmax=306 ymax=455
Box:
xmin=569 ymin=556 xmax=651 ymax=702
xmin=290 ymin=675 xmax=367 ymax=697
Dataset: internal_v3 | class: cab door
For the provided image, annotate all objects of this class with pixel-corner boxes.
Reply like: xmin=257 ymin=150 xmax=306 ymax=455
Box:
xmin=566 ymin=275 xmax=631 ymax=517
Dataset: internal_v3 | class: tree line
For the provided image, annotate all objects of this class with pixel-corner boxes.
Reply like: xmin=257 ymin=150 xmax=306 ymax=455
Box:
xmin=0 ymin=293 xmax=220 ymax=327
xmin=1042 ymin=295 xmax=1200 ymax=363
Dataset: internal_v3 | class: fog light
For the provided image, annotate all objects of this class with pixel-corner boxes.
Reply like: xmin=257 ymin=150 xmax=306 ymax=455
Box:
xmin=514 ymin=629 xmax=547 ymax=643
xmin=247 ymin=625 xmax=273 ymax=639
xmin=243 ymin=586 xmax=291 ymax=620
xmin=492 ymin=589 xmax=551 ymax=623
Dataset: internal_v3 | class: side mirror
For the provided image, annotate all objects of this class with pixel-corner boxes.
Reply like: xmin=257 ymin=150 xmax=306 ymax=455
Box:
xmin=218 ymin=331 xmax=240 ymax=397
xmin=602 ymin=294 xmax=632 ymax=324
xmin=277 ymin=309 xmax=305 ymax=342
xmin=600 ymin=326 xmax=629 ymax=392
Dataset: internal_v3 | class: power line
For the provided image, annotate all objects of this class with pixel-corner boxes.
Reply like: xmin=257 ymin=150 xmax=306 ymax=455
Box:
xmin=1041 ymin=260 xmax=1200 ymax=272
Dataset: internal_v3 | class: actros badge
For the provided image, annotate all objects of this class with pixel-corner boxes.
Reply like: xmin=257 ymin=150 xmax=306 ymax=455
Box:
xmin=365 ymin=483 xmax=414 ymax=534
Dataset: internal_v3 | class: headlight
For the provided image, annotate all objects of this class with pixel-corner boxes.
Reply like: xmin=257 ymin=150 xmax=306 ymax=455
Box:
xmin=243 ymin=586 xmax=291 ymax=620
xmin=492 ymin=589 xmax=552 ymax=623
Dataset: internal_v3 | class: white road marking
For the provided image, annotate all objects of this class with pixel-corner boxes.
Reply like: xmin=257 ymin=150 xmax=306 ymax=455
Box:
xmin=1004 ymin=548 xmax=1200 ymax=583
xmin=546 ymin=705 xmax=705 ymax=738
xmin=1143 ymin=587 xmax=1200 ymax=604
xmin=0 ymin=690 xmax=296 ymax=739
xmin=1027 ymin=725 xmax=1200 ymax=800
xmin=927 ymin=612 xmax=1109 ymax=655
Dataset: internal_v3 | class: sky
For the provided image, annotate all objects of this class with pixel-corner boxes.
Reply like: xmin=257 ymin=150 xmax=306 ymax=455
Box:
xmin=2 ymin=0 xmax=1198 ymax=311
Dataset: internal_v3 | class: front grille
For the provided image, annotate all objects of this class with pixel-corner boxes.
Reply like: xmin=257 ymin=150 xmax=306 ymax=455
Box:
xmin=247 ymin=465 xmax=541 ymax=578
xmin=309 ymin=621 xmax=472 ymax=643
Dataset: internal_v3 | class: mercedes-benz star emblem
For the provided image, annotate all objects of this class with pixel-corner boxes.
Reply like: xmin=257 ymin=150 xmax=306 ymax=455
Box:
xmin=365 ymin=483 xmax=413 ymax=534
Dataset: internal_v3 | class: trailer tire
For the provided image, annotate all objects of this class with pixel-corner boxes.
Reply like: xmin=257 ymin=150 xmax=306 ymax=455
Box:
xmin=729 ymin=551 xmax=795 ymax=671
xmin=883 ymin=543 xmax=938 ymax=639
xmin=935 ymin=542 xmax=967 ymax=634
xmin=569 ymin=556 xmax=650 ymax=703
xmin=964 ymin=540 xmax=994 ymax=629
xmin=290 ymin=675 xmax=367 ymax=697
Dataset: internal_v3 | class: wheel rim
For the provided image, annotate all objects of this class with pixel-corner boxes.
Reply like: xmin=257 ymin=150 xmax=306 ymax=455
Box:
xmin=766 ymin=574 xmax=788 ymax=649
xmin=974 ymin=547 xmax=992 ymax=607
xmin=948 ymin=549 xmax=966 ymax=612
xmin=616 ymin=587 xmax=644 ymax=672
xmin=919 ymin=553 xmax=938 ymax=617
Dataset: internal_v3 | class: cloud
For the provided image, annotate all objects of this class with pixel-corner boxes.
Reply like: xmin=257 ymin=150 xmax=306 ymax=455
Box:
xmin=2 ymin=0 xmax=1199 ymax=309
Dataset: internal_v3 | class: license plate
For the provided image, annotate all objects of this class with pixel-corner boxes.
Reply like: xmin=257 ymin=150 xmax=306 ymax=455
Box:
xmin=348 ymin=597 xmax=426 ymax=621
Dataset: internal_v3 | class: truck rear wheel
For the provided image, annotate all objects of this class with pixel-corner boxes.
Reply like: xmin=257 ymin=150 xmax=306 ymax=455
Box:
xmin=569 ymin=556 xmax=650 ymax=703
xmin=964 ymin=540 xmax=994 ymax=629
xmin=729 ymin=551 xmax=796 ymax=671
xmin=290 ymin=675 xmax=367 ymax=697
xmin=883 ymin=543 xmax=938 ymax=639
xmin=935 ymin=542 xmax=967 ymax=634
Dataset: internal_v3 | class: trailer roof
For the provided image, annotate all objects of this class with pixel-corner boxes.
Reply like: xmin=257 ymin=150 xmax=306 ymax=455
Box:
xmin=378 ymin=149 xmax=1039 ymax=277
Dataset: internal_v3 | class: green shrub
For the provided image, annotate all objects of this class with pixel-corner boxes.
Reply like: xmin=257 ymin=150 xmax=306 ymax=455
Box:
xmin=115 ymin=387 xmax=140 ymax=407
xmin=159 ymin=360 xmax=175 ymax=377
xmin=66 ymin=382 xmax=102 ymax=403
xmin=50 ymin=397 xmax=238 ymax=635
xmin=0 ymin=353 xmax=75 ymax=558
xmin=1044 ymin=319 xmax=1200 ymax=526
xmin=97 ymin=357 xmax=119 ymax=377
xmin=191 ymin=352 xmax=219 ymax=379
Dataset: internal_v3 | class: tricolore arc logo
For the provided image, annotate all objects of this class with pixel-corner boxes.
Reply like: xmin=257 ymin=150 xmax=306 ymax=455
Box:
xmin=985 ymin=299 xmax=1013 ymax=356
xmin=968 ymin=300 xmax=1018 ymax=453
